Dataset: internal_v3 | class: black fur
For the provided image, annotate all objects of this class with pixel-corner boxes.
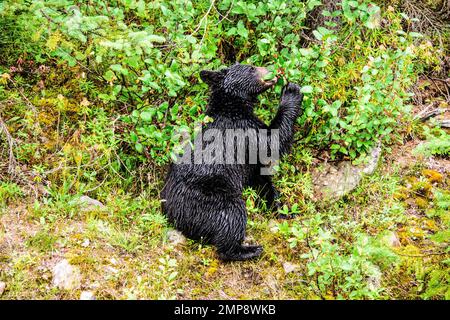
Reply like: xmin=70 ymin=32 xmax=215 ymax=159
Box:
xmin=161 ymin=63 xmax=303 ymax=261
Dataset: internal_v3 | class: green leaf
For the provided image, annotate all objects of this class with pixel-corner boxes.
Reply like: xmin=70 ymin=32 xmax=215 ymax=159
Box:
xmin=312 ymin=30 xmax=322 ymax=40
xmin=135 ymin=143 xmax=144 ymax=153
xmin=140 ymin=111 xmax=154 ymax=122
xmin=301 ymin=86 xmax=313 ymax=93
xmin=130 ymin=132 xmax=138 ymax=143
xmin=147 ymin=35 xmax=165 ymax=43
xmin=237 ymin=20 xmax=248 ymax=38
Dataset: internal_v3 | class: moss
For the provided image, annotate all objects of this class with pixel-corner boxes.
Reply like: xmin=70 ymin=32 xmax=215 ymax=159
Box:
xmin=411 ymin=179 xmax=433 ymax=198
xmin=25 ymin=229 xmax=58 ymax=252
xmin=393 ymin=186 xmax=409 ymax=200
xmin=415 ymin=196 xmax=429 ymax=210
xmin=422 ymin=169 xmax=444 ymax=184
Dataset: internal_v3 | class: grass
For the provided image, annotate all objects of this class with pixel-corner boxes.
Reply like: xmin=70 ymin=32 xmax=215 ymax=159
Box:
xmin=1 ymin=142 xmax=448 ymax=299
xmin=0 ymin=0 xmax=448 ymax=300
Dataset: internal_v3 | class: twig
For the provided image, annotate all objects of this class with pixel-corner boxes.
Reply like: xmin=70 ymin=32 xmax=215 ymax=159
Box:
xmin=0 ymin=114 xmax=18 ymax=176
xmin=7 ymin=78 xmax=38 ymax=114
xmin=414 ymin=104 xmax=447 ymax=122
xmin=191 ymin=0 xmax=216 ymax=46
xmin=395 ymin=251 xmax=448 ymax=258
xmin=432 ymin=119 xmax=450 ymax=128
xmin=213 ymin=0 xmax=234 ymax=25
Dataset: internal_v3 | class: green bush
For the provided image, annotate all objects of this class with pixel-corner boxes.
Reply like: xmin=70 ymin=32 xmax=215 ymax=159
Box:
xmin=414 ymin=126 xmax=450 ymax=157
xmin=277 ymin=217 xmax=399 ymax=299
xmin=0 ymin=0 xmax=440 ymax=166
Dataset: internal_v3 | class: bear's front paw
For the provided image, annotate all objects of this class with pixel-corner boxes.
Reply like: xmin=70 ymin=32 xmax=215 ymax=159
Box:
xmin=280 ymin=82 xmax=303 ymax=108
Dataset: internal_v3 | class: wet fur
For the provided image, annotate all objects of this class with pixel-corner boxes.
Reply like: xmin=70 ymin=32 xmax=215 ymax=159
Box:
xmin=161 ymin=64 xmax=303 ymax=261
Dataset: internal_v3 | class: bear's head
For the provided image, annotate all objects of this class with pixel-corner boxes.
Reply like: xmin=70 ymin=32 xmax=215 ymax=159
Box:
xmin=200 ymin=63 xmax=277 ymax=100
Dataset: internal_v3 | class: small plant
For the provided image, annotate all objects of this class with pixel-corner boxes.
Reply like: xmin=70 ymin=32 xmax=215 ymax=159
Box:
xmin=154 ymin=255 xmax=179 ymax=300
xmin=1 ymin=0 xmax=440 ymax=164
xmin=278 ymin=217 xmax=398 ymax=299
xmin=0 ymin=182 xmax=23 ymax=207
xmin=420 ymin=188 xmax=450 ymax=300
xmin=414 ymin=126 xmax=450 ymax=157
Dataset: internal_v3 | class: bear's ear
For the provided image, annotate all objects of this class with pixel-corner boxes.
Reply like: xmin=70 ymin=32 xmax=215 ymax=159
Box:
xmin=200 ymin=70 xmax=223 ymax=86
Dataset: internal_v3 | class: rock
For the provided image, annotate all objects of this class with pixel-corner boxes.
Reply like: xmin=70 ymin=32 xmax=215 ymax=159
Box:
xmin=80 ymin=291 xmax=96 ymax=300
xmin=264 ymin=275 xmax=279 ymax=293
xmin=282 ymin=262 xmax=299 ymax=274
xmin=384 ymin=231 xmax=401 ymax=248
xmin=367 ymin=267 xmax=382 ymax=291
xmin=312 ymin=142 xmax=382 ymax=200
xmin=75 ymin=196 xmax=105 ymax=211
xmin=268 ymin=219 xmax=279 ymax=233
xmin=362 ymin=142 xmax=382 ymax=175
xmin=52 ymin=259 xmax=81 ymax=290
xmin=104 ymin=266 xmax=119 ymax=274
xmin=81 ymin=238 xmax=90 ymax=247
xmin=218 ymin=290 xmax=231 ymax=299
xmin=0 ymin=281 xmax=6 ymax=296
xmin=166 ymin=229 xmax=186 ymax=246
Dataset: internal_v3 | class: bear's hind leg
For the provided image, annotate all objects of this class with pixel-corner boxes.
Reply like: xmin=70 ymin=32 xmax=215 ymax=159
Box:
xmin=218 ymin=244 xmax=263 ymax=261
xmin=212 ymin=200 xmax=263 ymax=261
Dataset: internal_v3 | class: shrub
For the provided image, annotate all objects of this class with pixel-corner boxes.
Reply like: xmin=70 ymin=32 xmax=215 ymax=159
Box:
xmin=414 ymin=126 xmax=450 ymax=157
xmin=0 ymin=0 xmax=441 ymax=167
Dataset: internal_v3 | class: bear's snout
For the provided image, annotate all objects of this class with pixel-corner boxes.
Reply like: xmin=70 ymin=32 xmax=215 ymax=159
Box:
xmin=255 ymin=67 xmax=277 ymax=86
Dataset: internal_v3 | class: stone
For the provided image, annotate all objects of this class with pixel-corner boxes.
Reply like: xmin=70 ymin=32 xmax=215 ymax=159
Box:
xmin=362 ymin=142 xmax=382 ymax=175
xmin=384 ymin=231 xmax=401 ymax=248
xmin=80 ymin=291 xmax=96 ymax=300
xmin=52 ymin=259 xmax=81 ymax=290
xmin=81 ymin=238 xmax=90 ymax=247
xmin=76 ymin=196 xmax=105 ymax=211
xmin=104 ymin=266 xmax=119 ymax=274
xmin=312 ymin=142 xmax=382 ymax=200
xmin=268 ymin=219 xmax=279 ymax=233
xmin=282 ymin=262 xmax=299 ymax=274
xmin=166 ymin=229 xmax=186 ymax=246
xmin=367 ymin=267 xmax=382 ymax=291
xmin=265 ymin=275 xmax=279 ymax=293
xmin=0 ymin=281 xmax=6 ymax=296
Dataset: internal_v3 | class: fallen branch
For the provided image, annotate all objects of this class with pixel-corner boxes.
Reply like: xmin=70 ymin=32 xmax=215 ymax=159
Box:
xmin=0 ymin=114 xmax=18 ymax=176
xmin=395 ymin=251 xmax=448 ymax=258
xmin=6 ymin=77 xmax=44 ymax=134
xmin=433 ymin=119 xmax=450 ymax=128
xmin=414 ymin=104 xmax=447 ymax=122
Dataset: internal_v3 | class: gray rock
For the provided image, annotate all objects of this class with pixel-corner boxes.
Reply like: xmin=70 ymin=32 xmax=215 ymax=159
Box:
xmin=312 ymin=142 xmax=382 ymax=200
xmin=76 ymin=196 xmax=105 ymax=211
xmin=166 ymin=229 xmax=186 ymax=246
xmin=367 ymin=267 xmax=382 ymax=291
xmin=104 ymin=266 xmax=119 ymax=274
xmin=282 ymin=262 xmax=299 ymax=274
xmin=383 ymin=231 xmax=401 ymax=248
xmin=264 ymin=275 xmax=279 ymax=293
xmin=362 ymin=142 xmax=382 ymax=175
xmin=268 ymin=220 xmax=279 ymax=233
xmin=52 ymin=259 xmax=81 ymax=290
xmin=0 ymin=281 xmax=5 ymax=296
xmin=80 ymin=291 xmax=96 ymax=300
xmin=81 ymin=238 xmax=90 ymax=247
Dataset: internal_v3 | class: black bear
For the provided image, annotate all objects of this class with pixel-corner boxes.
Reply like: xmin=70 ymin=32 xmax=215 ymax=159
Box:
xmin=161 ymin=63 xmax=303 ymax=261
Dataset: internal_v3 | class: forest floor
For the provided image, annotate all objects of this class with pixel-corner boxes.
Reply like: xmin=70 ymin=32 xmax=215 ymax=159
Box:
xmin=1 ymin=0 xmax=449 ymax=300
xmin=1 ymin=82 xmax=448 ymax=299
